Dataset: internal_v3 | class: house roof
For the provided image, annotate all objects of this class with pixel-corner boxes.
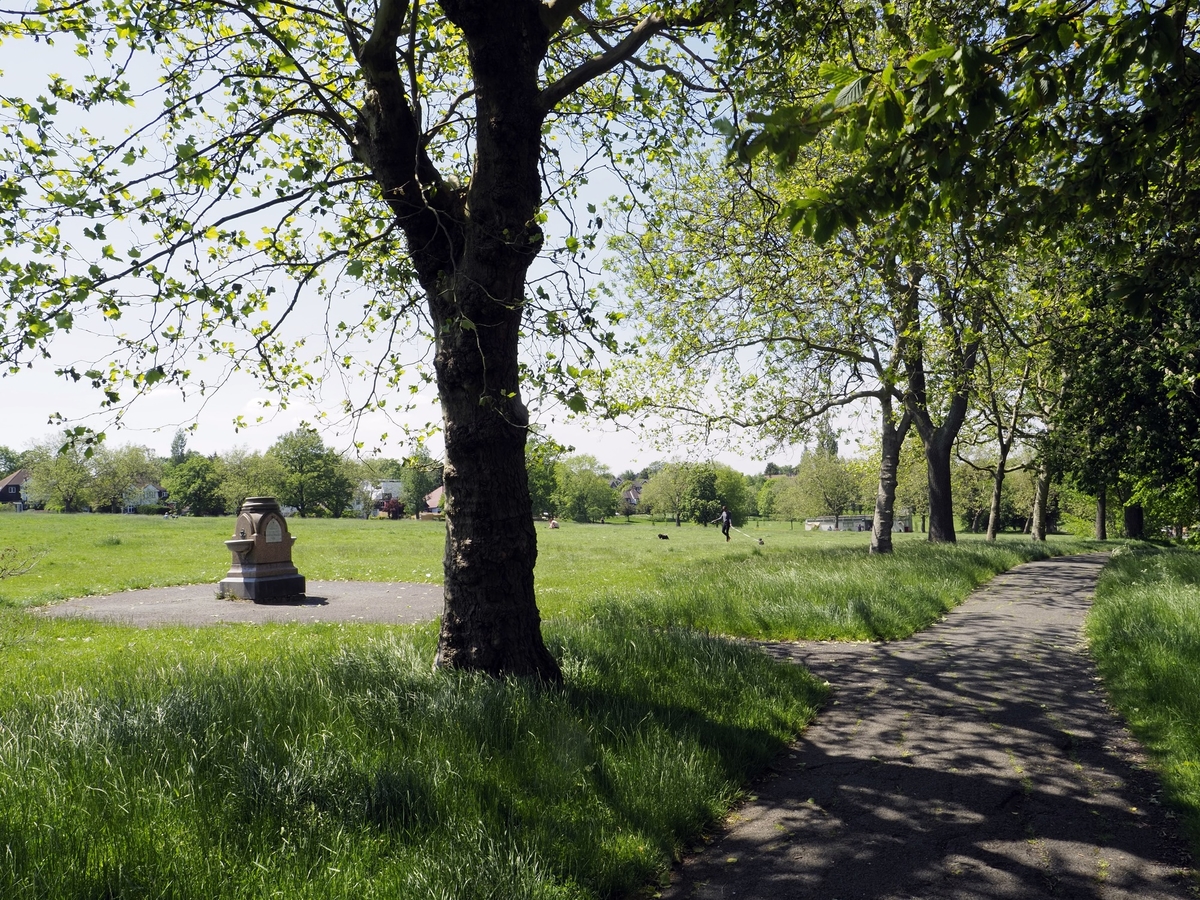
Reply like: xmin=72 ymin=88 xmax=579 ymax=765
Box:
xmin=0 ymin=469 xmax=30 ymax=492
xmin=424 ymin=485 xmax=445 ymax=507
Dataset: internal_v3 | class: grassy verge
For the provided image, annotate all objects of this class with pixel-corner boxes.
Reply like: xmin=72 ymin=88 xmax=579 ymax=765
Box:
xmin=593 ymin=537 xmax=1098 ymax=641
xmin=0 ymin=612 xmax=824 ymax=899
xmin=1087 ymin=543 xmax=1200 ymax=847
xmin=0 ymin=513 xmax=1106 ymax=897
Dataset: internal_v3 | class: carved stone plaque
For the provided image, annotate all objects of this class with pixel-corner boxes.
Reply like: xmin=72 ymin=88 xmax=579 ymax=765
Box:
xmin=265 ymin=517 xmax=283 ymax=543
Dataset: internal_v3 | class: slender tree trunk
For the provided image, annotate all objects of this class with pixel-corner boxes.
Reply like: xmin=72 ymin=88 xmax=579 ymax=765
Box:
xmin=985 ymin=446 xmax=1010 ymax=542
xmin=894 ymin=265 xmax=977 ymax=546
xmin=871 ymin=404 xmax=913 ymax=554
xmin=1095 ymin=485 xmax=1107 ymax=540
xmin=1031 ymin=464 xmax=1050 ymax=541
xmin=1124 ymin=503 xmax=1145 ymax=540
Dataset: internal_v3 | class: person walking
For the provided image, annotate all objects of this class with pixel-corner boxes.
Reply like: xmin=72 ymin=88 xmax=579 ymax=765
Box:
xmin=716 ymin=505 xmax=732 ymax=541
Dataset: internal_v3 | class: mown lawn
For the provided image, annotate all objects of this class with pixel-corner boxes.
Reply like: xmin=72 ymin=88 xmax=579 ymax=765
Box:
xmin=0 ymin=510 xmax=1109 ymax=898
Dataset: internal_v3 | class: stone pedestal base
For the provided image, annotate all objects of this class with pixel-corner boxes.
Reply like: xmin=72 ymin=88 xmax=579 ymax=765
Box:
xmin=220 ymin=561 xmax=306 ymax=602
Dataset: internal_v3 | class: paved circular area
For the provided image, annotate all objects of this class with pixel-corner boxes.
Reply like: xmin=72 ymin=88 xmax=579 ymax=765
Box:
xmin=31 ymin=581 xmax=444 ymax=627
xmin=665 ymin=554 xmax=1196 ymax=900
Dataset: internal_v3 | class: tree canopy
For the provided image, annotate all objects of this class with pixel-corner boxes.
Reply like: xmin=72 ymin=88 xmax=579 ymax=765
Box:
xmin=0 ymin=0 xmax=765 ymax=680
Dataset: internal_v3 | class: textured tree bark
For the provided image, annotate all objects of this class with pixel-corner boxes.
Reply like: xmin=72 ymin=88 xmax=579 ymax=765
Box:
xmin=870 ymin=402 xmax=911 ymax=554
xmin=985 ymin=446 xmax=1009 ymax=542
xmin=1095 ymin=485 xmax=1107 ymax=540
xmin=1123 ymin=502 xmax=1145 ymax=540
xmin=432 ymin=299 xmax=559 ymax=678
xmin=354 ymin=0 xmax=562 ymax=680
xmin=924 ymin=430 xmax=958 ymax=543
xmin=1030 ymin=463 xmax=1050 ymax=541
xmin=893 ymin=264 xmax=978 ymax=545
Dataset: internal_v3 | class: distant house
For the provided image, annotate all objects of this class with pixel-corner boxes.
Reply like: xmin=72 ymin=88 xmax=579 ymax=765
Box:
xmin=122 ymin=483 xmax=168 ymax=513
xmin=373 ymin=480 xmax=405 ymax=502
xmin=0 ymin=469 xmax=30 ymax=510
xmin=424 ymin=485 xmax=445 ymax=514
xmin=622 ymin=484 xmax=642 ymax=507
xmin=805 ymin=513 xmax=912 ymax=533
xmin=350 ymin=479 xmax=405 ymax=516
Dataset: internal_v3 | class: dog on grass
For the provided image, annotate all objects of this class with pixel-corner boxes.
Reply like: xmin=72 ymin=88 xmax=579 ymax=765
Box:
xmin=657 ymin=533 xmax=669 ymax=540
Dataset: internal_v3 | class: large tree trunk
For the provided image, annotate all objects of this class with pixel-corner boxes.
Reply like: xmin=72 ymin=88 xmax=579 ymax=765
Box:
xmin=925 ymin=430 xmax=958 ymax=542
xmin=1123 ymin=503 xmax=1145 ymax=540
xmin=431 ymin=6 xmax=559 ymax=680
xmin=1030 ymin=463 xmax=1050 ymax=541
xmin=355 ymin=2 xmax=561 ymax=680
xmin=1095 ymin=485 xmax=1107 ymax=540
xmin=433 ymin=296 xmax=559 ymax=678
xmin=871 ymin=403 xmax=912 ymax=554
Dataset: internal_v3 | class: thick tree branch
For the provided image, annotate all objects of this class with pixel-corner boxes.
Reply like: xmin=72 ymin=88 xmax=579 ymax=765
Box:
xmin=538 ymin=13 xmax=667 ymax=112
xmin=353 ymin=0 xmax=463 ymax=283
xmin=540 ymin=0 xmax=585 ymax=35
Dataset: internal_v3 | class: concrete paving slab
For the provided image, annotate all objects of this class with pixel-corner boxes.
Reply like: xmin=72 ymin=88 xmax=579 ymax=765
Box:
xmin=29 ymin=580 xmax=443 ymax=627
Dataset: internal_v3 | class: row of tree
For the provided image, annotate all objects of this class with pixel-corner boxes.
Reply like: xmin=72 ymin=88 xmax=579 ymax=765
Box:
xmin=517 ymin=428 xmax=1070 ymax=536
xmin=8 ymin=422 xmax=1071 ymax=537
xmin=597 ymin=5 xmax=1200 ymax=556
xmin=3 ymin=429 xmax=442 ymax=520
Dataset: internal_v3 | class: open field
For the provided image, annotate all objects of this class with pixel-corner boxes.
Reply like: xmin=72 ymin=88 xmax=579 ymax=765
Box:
xmin=0 ymin=512 xmax=843 ymax=608
xmin=0 ymin=512 xmax=1089 ymax=623
xmin=0 ymin=513 xmax=1132 ymax=898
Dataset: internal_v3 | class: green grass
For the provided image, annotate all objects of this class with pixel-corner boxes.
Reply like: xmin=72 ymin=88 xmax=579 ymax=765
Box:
xmin=0 ymin=613 xmax=824 ymax=899
xmin=1 ymin=513 xmax=819 ymax=607
xmin=0 ymin=511 xmax=1108 ymax=897
xmin=0 ymin=513 xmax=1091 ymax=623
xmin=591 ymin=538 xmax=1093 ymax=641
xmin=1087 ymin=543 xmax=1200 ymax=846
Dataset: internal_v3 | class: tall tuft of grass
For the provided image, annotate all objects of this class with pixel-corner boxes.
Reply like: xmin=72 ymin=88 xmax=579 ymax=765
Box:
xmin=1087 ymin=544 xmax=1200 ymax=848
xmin=0 ymin=615 xmax=824 ymax=899
xmin=594 ymin=540 xmax=1076 ymax=641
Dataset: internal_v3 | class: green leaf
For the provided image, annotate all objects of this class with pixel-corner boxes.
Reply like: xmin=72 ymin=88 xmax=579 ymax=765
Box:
xmin=906 ymin=45 xmax=955 ymax=76
xmin=818 ymin=62 xmax=861 ymax=88
xmin=835 ymin=76 xmax=871 ymax=109
xmin=880 ymin=94 xmax=905 ymax=131
xmin=966 ymin=99 xmax=991 ymax=136
xmin=566 ymin=392 xmax=587 ymax=413
xmin=812 ymin=208 xmax=838 ymax=244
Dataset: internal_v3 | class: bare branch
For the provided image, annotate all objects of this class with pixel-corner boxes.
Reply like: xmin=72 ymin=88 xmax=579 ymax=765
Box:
xmin=538 ymin=13 xmax=667 ymax=112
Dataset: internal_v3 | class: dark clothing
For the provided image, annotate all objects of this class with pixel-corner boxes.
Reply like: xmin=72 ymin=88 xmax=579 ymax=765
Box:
xmin=720 ymin=509 xmax=731 ymax=541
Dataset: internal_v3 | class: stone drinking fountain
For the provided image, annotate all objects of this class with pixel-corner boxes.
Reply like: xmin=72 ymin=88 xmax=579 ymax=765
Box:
xmin=219 ymin=496 xmax=306 ymax=601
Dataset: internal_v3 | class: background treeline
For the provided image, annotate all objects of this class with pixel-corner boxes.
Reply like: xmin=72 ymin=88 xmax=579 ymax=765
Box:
xmin=6 ymin=421 xmax=1181 ymax=539
xmin=0 ymin=429 xmax=442 ymax=519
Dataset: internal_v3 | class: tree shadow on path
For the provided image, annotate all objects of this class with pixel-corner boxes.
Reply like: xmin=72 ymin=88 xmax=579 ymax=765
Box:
xmin=664 ymin=555 xmax=1197 ymax=900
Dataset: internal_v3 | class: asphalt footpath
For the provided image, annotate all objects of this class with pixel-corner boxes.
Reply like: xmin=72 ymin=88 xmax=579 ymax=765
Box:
xmin=31 ymin=580 xmax=444 ymax=627
xmin=664 ymin=554 xmax=1197 ymax=900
